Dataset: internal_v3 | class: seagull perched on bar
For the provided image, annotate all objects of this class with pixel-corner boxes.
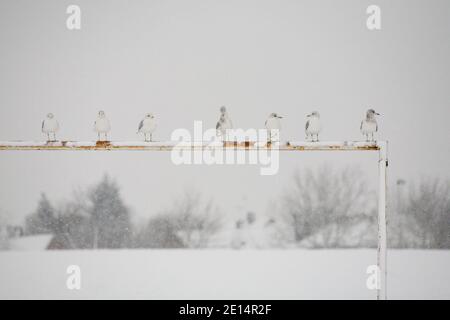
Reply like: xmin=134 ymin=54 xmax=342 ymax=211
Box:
xmin=94 ymin=110 xmax=111 ymax=141
xmin=216 ymin=106 xmax=233 ymax=141
xmin=360 ymin=109 xmax=380 ymax=141
xmin=305 ymin=111 xmax=321 ymax=142
xmin=265 ymin=113 xmax=283 ymax=142
xmin=41 ymin=113 xmax=59 ymax=142
xmin=137 ymin=113 xmax=157 ymax=142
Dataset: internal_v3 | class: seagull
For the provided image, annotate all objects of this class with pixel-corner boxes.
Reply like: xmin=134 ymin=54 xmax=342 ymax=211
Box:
xmin=216 ymin=106 xmax=233 ymax=141
xmin=360 ymin=109 xmax=380 ymax=141
xmin=41 ymin=113 xmax=59 ymax=141
xmin=94 ymin=110 xmax=111 ymax=141
xmin=265 ymin=113 xmax=283 ymax=142
xmin=305 ymin=111 xmax=321 ymax=142
xmin=137 ymin=113 xmax=157 ymax=142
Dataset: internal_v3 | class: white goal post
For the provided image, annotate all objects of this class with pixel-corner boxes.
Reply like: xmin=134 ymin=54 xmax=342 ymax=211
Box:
xmin=0 ymin=139 xmax=388 ymax=300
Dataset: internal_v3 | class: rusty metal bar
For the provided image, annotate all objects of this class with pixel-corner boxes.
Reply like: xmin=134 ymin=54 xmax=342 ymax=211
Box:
xmin=0 ymin=140 xmax=381 ymax=151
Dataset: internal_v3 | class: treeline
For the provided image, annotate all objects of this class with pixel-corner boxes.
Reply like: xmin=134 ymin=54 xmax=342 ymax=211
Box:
xmin=278 ymin=167 xmax=449 ymax=249
xmin=23 ymin=169 xmax=449 ymax=250
xmin=24 ymin=175 xmax=221 ymax=249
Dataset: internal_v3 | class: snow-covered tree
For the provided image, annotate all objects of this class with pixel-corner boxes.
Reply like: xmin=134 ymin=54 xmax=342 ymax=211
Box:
xmin=134 ymin=214 xmax=185 ymax=248
xmin=51 ymin=200 xmax=92 ymax=249
xmin=25 ymin=193 xmax=56 ymax=235
xmin=87 ymin=175 xmax=132 ymax=249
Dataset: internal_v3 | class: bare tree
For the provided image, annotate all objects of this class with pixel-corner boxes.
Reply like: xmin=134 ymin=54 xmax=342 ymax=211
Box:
xmin=0 ymin=209 xmax=9 ymax=250
xmin=402 ymin=179 xmax=450 ymax=249
xmin=135 ymin=191 xmax=222 ymax=248
xmin=171 ymin=192 xmax=222 ymax=248
xmin=281 ymin=166 xmax=376 ymax=248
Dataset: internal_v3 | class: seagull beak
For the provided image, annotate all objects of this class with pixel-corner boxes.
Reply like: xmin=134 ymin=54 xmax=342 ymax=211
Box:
xmin=375 ymin=112 xmax=380 ymax=115
xmin=278 ymin=116 xmax=283 ymax=119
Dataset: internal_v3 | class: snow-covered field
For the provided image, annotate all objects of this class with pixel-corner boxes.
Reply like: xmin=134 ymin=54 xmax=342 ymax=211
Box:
xmin=0 ymin=249 xmax=449 ymax=299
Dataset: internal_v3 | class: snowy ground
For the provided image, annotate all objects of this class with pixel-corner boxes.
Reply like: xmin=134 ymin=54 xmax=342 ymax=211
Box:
xmin=0 ymin=249 xmax=448 ymax=300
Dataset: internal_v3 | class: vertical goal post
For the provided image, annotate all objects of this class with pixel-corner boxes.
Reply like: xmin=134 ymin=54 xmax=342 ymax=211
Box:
xmin=0 ymin=139 xmax=388 ymax=300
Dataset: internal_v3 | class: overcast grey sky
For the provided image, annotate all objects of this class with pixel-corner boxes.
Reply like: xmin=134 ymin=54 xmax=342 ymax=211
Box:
xmin=0 ymin=0 xmax=449 ymax=224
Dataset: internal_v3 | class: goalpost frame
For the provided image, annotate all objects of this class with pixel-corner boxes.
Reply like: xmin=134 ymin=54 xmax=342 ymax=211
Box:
xmin=0 ymin=139 xmax=388 ymax=300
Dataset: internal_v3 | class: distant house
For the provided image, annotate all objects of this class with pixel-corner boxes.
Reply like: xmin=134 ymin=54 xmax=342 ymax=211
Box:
xmin=8 ymin=234 xmax=53 ymax=251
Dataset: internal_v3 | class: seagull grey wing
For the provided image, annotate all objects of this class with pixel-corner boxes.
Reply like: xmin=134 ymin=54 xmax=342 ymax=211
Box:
xmin=376 ymin=122 xmax=378 ymax=132
xmin=216 ymin=121 xmax=221 ymax=130
xmin=265 ymin=119 xmax=268 ymax=127
xmin=360 ymin=120 xmax=363 ymax=131
xmin=138 ymin=120 xmax=144 ymax=132
xmin=41 ymin=120 xmax=44 ymax=131
xmin=305 ymin=120 xmax=310 ymax=132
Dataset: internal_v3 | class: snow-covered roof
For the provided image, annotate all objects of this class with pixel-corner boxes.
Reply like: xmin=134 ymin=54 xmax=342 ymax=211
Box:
xmin=9 ymin=234 xmax=53 ymax=251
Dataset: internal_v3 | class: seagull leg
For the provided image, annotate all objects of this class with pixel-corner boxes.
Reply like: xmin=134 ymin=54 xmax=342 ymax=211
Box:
xmin=46 ymin=133 xmax=50 ymax=141
xmin=150 ymin=134 xmax=153 ymax=142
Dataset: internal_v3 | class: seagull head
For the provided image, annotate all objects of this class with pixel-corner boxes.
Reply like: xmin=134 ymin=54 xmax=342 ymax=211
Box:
xmin=220 ymin=106 xmax=227 ymax=114
xmin=269 ymin=113 xmax=282 ymax=119
xmin=367 ymin=109 xmax=380 ymax=118
xmin=47 ymin=113 xmax=54 ymax=119
xmin=145 ymin=113 xmax=154 ymax=119
xmin=98 ymin=110 xmax=106 ymax=118
xmin=308 ymin=111 xmax=320 ymax=118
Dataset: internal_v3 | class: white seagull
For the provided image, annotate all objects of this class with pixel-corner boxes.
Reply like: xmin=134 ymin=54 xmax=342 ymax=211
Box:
xmin=42 ymin=113 xmax=59 ymax=141
xmin=265 ymin=113 xmax=283 ymax=142
xmin=94 ymin=110 xmax=111 ymax=141
xmin=360 ymin=109 xmax=380 ymax=141
xmin=137 ymin=113 xmax=157 ymax=142
xmin=216 ymin=106 xmax=233 ymax=141
xmin=305 ymin=111 xmax=321 ymax=142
